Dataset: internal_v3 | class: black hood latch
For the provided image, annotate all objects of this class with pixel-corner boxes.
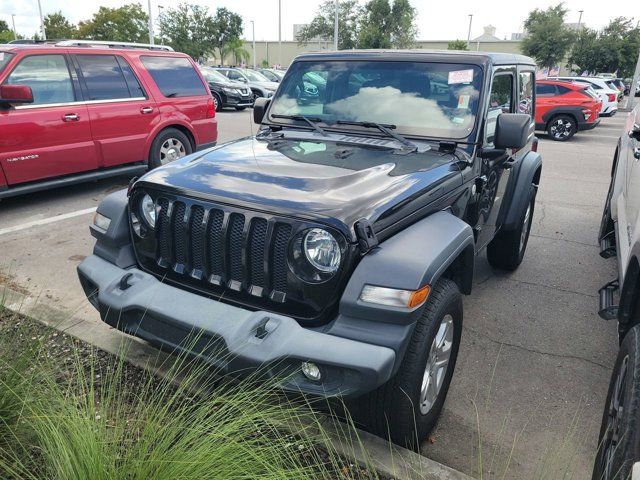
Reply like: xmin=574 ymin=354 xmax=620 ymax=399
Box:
xmin=355 ymin=219 xmax=379 ymax=253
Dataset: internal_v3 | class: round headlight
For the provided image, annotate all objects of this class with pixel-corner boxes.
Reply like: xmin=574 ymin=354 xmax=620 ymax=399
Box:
xmin=303 ymin=228 xmax=341 ymax=273
xmin=140 ymin=194 xmax=156 ymax=228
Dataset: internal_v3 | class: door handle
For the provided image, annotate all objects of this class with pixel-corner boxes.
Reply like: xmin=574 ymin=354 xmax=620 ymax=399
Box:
xmin=140 ymin=106 xmax=153 ymax=114
xmin=62 ymin=113 xmax=79 ymax=122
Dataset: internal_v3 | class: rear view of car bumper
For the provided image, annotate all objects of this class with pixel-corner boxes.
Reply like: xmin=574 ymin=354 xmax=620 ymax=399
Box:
xmin=77 ymin=254 xmax=396 ymax=398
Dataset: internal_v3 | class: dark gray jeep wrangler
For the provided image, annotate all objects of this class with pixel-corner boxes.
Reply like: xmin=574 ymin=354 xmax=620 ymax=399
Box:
xmin=78 ymin=50 xmax=542 ymax=447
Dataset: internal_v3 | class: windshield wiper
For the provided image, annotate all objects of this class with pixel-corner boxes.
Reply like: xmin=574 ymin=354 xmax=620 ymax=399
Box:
xmin=335 ymin=120 xmax=418 ymax=152
xmin=271 ymin=114 xmax=329 ymax=136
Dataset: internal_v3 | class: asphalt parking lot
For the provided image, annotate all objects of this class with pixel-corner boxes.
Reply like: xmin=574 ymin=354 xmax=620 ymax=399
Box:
xmin=0 ymin=108 xmax=627 ymax=478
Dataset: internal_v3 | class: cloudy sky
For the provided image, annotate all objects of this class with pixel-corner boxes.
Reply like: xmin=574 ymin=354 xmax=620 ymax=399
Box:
xmin=0 ymin=0 xmax=631 ymax=41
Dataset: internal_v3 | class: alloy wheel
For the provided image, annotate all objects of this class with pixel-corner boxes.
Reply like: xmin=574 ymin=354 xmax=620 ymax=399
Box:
xmin=159 ymin=138 xmax=186 ymax=165
xmin=599 ymin=355 xmax=629 ymax=480
xmin=420 ymin=314 xmax=454 ymax=414
xmin=549 ymin=118 xmax=573 ymax=140
xmin=519 ymin=203 xmax=532 ymax=253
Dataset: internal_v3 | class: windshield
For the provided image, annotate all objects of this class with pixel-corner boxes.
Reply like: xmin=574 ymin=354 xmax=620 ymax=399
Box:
xmin=200 ymin=67 xmax=229 ymax=84
xmin=268 ymin=60 xmax=483 ymax=139
xmin=243 ymin=69 xmax=270 ymax=82
xmin=0 ymin=52 xmax=14 ymax=75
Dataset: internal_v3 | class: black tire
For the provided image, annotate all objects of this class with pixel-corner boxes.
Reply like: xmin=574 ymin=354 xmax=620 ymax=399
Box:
xmin=235 ymin=106 xmax=247 ymax=111
xmin=592 ymin=325 xmax=640 ymax=480
xmin=148 ymin=128 xmax=193 ymax=170
xmin=212 ymin=93 xmax=222 ymax=112
xmin=547 ymin=114 xmax=577 ymax=141
xmin=348 ymin=278 xmax=463 ymax=450
xmin=487 ymin=185 xmax=536 ymax=271
xmin=251 ymin=91 xmax=261 ymax=103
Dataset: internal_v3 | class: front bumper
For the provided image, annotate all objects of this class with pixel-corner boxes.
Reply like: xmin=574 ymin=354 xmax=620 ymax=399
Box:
xmin=578 ymin=118 xmax=600 ymax=131
xmin=77 ymin=254 xmax=395 ymax=397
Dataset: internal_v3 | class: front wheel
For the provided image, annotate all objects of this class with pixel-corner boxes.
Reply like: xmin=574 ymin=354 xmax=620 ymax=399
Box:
xmin=592 ymin=325 xmax=640 ymax=480
xmin=487 ymin=185 xmax=536 ymax=271
xmin=547 ymin=114 xmax=577 ymax=141
xmin=349 ymin=278 xmax=462 ymax=449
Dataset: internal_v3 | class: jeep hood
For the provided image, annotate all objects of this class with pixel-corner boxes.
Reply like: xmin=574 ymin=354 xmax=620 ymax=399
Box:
xmin=139 ymin=136 xmax=463 ymax=240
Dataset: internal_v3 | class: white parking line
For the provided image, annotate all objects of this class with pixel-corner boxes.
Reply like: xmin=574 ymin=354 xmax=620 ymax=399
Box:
xmin=0 ymin=207 xmax=96 ymax=236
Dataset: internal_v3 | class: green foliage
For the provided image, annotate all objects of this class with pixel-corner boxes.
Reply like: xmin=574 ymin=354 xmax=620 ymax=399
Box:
xmin=0 ymin=20 xmax=17 ymax=43
xmin=261 ymin=59 xmax=270 ymax=68
xmin=447 ymin=39 xmax=469 ymax=51
xmin=159 ymin=5 xmax=242 ymax=63
xmin=569 ymin=17 xmax=640 ymax=77
xmin=158 ymin=4 xmax=217 ymax=61
xmin=222 ymin=38 xmax=249 ymax=65
xmin=77 ymin=3 xmax=149 ymax=43
xmin=521 ymin=4 xmax=575 ymax=68
xmin=44 ymin=12 xmax=77 ymax=40
xmin=296 ymin=0 xmax=362 ymax=50
xmin=0 ymin=20 xmax=8 ymax=32
xmin=299 ymin=0 xmax=417 ymax=50
xmin=359 ymin=0 xmax=417 ymax=49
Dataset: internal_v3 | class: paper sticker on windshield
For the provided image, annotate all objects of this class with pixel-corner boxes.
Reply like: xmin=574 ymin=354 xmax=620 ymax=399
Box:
xmin=457 ymin=95 xmax=470 ymax=109
xmin=448 ymin=69 xmax=474 ymax=85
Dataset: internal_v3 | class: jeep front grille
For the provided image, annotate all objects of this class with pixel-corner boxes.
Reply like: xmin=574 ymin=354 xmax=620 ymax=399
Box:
xmin=153 ymin=196 xmax=292 ymax=302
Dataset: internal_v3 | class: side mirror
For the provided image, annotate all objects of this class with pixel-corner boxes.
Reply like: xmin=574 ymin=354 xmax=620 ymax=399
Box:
xmin=494 ymin=113 xmax=532 ymax=149
xmin=629 ymin=123 xmax=640 ymax=141
xmin=0 ymin=84 xmax=34 ymax=106
xmin=253 ymin=97 xmax=271 ymax=124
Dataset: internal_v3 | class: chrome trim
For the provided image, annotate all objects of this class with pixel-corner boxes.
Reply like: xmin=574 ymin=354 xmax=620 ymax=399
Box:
xmin=14 ymin=97 xmax=147 ymax=110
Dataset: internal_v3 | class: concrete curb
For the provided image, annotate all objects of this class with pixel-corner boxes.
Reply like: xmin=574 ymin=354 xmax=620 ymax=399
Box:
xmin=1 ymin=284 xmax=473 ymax=480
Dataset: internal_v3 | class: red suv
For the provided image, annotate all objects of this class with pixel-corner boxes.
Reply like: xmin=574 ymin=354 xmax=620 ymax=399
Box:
xmin=0 ymin=41 xmax=217 ymax=199
xmin=534 ymin=79 xmax=601 ymax=141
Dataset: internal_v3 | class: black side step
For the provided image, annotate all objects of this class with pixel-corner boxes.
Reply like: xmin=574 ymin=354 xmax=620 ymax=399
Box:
xmin=598 ymin=279 xmax=619 ymax=320
xmin=0 ymin=164 xmax=147 ymax=200
xmin=599 ymin=231 xmax=617 ymax=259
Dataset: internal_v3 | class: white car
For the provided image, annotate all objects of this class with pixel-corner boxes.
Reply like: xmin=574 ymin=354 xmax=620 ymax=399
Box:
xmin=551 ymin=76 xmax=619 ymax=116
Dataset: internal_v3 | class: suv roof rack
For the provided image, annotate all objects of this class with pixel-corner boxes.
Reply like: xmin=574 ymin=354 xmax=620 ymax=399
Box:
xmin=55 ymin=40 xmax=174 ymax=52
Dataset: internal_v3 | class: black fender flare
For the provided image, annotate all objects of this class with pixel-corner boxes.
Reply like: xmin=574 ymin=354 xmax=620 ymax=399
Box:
xmin=501 ymin=151 xmax=542 ymax=231
xmin=90 ymin=189 xmax=137 ymax=268
xmin=339 ymin=210 xmax=475 ymax=326
xmin=541 ymin=106 xmax=585 ymax=127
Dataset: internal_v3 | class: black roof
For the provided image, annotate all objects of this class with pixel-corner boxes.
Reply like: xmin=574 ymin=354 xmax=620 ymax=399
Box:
xmin=293 ymin=49 xmax=536 ymax=67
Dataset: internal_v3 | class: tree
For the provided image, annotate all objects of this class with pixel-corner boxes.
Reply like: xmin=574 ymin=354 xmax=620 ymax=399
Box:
xmin=222 ymin=38 xmax=249 ymax=65
xmin=568 ymin=17 xmax=640 ymax=77
xmin=210 ymin=8 xmax=243 ymax=65
xmin=447 ymin=39 xmax=468 ymax=51
xmin=521 ymin=4 xmax=575 ymax=69
xmin=44 ymin=12 xmax=77 ymax=39
xmin=0 ymin=20 xmax=13 ymax=43
xmin=78 ymin=3 xmax=149 ymax=43
xmin=158 ymin=4 xmax=217 ymax=61
xmin=296 ymin=0 xmax=362 ymax=50
xmin=358 ymin=0 xmax=417 ymax=49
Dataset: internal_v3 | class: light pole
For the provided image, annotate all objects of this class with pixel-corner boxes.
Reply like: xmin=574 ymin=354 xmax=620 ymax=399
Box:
xmin=147 ymin=0 xmax=154 ymax=45
xmin=158 ymin=5 xmax=163 ymax=45
xmin=11 ymin=14 xmax=17 ymax=40
xmin=278 ymin=0 xmax=282 ymax=67
xmin=333 ymin=0 xmax=339 ymax=50
xmin=37 ymin=0 xmax=46 ymax=40
xmin=577 ymin=10 xmax=584 ymax=30
xmin=466 ymin=14 xmax=473 ymax=48
xmin=250 ymin=20 xmax=256 ymax=69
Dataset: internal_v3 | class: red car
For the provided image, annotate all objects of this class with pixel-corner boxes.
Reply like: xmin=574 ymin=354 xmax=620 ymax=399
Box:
xmin=0 ymin=40 xmax=217 ymax=199
xmin=534 ymin=79 xmax=601 ymax=141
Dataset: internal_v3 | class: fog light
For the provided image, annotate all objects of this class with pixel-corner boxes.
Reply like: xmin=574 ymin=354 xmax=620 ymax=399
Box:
xmin=93 ymin=212 xmax=111 ymax=231
xmin=301 ymin=361 xmax=321 ymax=381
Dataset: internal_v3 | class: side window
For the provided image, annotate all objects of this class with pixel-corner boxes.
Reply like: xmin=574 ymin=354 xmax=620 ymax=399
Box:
xmin=116 ymin=57 xmax=145 ymax=98
xmin=485 ymin=74 xmax=513 ymax=145
xmin=519 ymin=71 xmax=534 ymax=117
xmin=140 ymin=56 xmax=207 ymax=97
xmin=5 ymin=54 xmax=74 ymax=105
xmin=556 ymin=85 xmax=571 ymax=95
xmin=76 ymin=55 xmax=134 ymax=101
xmin=535 ymin=84 xmax=557 ymax=97
xmin=227 ymin=70 xmax=243 ymax=81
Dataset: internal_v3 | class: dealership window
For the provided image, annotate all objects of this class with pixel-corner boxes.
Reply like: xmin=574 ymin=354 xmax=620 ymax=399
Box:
xmin=76 ymin=55 xmax=141 ymax=101
xmin=141 ymin=56 xmax=207 ymax=97
xmin=519 ymin=71 xmax=534 ymax=117
xmin=5 ymin=54 xmax=74 ymax=105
